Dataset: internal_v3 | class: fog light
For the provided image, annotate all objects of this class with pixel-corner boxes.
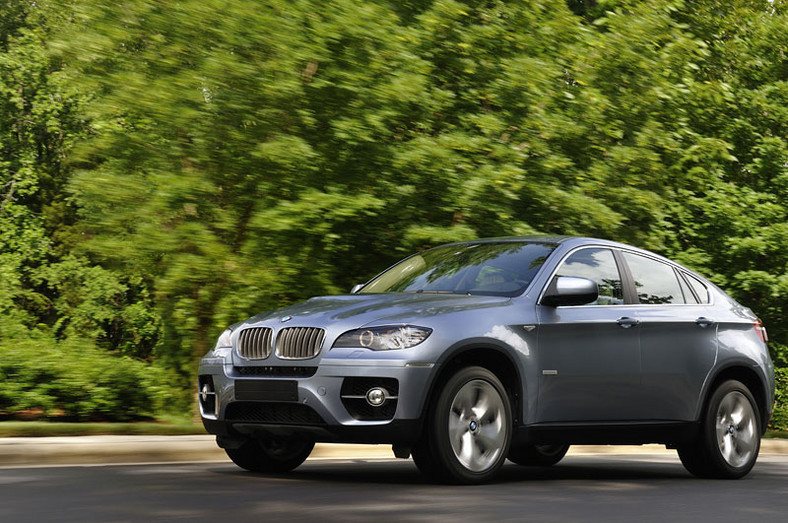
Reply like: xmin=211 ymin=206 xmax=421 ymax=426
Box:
xmin=201 ymin=383 xmax=212 ymax=402
xmin=198 ymin=375 xmax=217 ymax=417
xmin=366 ymin=387 xmax=388 ymax=407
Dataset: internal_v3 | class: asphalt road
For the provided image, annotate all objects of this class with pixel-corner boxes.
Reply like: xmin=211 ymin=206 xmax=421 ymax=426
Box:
xmin=2 ymin=454 xmax=787 ymax=522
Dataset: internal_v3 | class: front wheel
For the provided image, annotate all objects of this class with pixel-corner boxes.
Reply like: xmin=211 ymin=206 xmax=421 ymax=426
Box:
xmin=678 ymin=379 xmax=761 ymax=479
xmin=225 ymin=437 xmax=314 ymax=473
xmin=414 ymin=366 xmax=512 ymax=484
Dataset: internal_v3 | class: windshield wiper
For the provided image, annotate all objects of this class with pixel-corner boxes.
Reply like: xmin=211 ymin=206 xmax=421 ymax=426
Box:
xmin=415 ymin=290 xmax=458 ymax=294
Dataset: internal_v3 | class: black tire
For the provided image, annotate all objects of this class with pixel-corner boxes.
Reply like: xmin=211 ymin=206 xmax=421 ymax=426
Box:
xmin=676 ymin=444 xmax=714 ymax=478
xmin=410 ymin=438 xmax=441 ymax=482
xmin=225 ymin=437 xmax=314 ymax=473
xmin=678 ymin=379 xmax=761 ymax=479
xmin=508 ymin=443 xmax=569 ymax=467
xmin=414 ymin=366 xmax=512 ymax=484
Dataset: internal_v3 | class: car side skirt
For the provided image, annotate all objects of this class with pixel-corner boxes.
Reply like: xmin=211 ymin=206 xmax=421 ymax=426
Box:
xmin=518 ymin=421 xmax=701 ymax=446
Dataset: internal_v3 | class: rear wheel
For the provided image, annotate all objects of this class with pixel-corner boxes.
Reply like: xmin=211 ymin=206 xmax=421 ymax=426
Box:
xmin=508 ymin=443 xmax=569 ymax=467
xmin=225 ymin=437 xmax=314 ymax=473
xmin=678 ymin=380 xmax=761 ymax=479
xmin=413 ymin=366 xmax=512 ymax=484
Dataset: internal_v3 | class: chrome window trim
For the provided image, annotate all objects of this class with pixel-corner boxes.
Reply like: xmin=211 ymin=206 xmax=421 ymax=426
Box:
xmin=538 ymin=244 xmax=716 ymax=307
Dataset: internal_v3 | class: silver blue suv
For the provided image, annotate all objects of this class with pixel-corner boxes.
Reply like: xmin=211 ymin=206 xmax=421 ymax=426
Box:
xmin=198 ymin=237 xmax=774 ymax=483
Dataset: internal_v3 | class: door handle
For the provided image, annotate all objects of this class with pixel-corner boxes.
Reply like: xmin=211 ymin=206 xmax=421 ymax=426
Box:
xmin=696 ymin=317 xmax=715 ymax=328
xmin=617 ymin=317 xmax=640 ymax=328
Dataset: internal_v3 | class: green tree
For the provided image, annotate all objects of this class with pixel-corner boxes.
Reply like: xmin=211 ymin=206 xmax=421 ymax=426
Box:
xmin=55 ymin=0 xmax=788 ymax=380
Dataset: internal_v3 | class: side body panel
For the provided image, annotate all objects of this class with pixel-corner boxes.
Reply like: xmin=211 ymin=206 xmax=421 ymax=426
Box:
xmin=535 ymin=304 xmax=643 ymax=422
xmin=636 ymin=304 xmax=718 ymax=421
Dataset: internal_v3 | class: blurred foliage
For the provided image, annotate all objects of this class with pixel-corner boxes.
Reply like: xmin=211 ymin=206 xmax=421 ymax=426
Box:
xmin=0 ymin=334 xmax=187 ymax=421
xmin=771 ymin=367 xmax=788 ymax=431
xmin=2 ymin=0 xmax=788 ymax=419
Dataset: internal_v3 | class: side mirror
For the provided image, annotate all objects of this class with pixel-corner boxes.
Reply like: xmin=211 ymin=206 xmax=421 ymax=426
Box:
xmin=541 ymin=276 xmax=598 ymax=307
xmin=350 ymin=284 xmax=364 ymax=294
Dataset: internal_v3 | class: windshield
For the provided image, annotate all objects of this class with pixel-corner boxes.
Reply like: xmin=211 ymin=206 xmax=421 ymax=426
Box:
xmin=360 ymin=241 xmax=557 ymax=297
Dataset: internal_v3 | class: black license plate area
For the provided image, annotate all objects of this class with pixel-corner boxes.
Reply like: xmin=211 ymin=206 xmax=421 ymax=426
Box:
xmin=235 ymin=380 xmax=298 ymax=402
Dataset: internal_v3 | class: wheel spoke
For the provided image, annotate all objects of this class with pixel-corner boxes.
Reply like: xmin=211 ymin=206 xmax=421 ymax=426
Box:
xmin=453 ymin=386 xmax=475 ymax=418
xmin=449 ymin=410 xmax=466 ymax=450
xmin=720 ymin=434 xmax=735 ymax=463
xmin=716 ymin=422 xmax=729 ymax=442
xmin=459 ymin=431 xmax=475 ymax=466
xmin=476 ymin=421 xmax=503 ymax=452
xmin=471 ymin=389 xmax=491 ymax=420
xmin=730 ymin=401 xmax=746 ymax=426
xmin=734 ymin=430 xmax=755 ymax=459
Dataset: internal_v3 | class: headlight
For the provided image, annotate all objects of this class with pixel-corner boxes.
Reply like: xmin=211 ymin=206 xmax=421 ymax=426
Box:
xmin=207 ymin=328 xmax=233 ymax=358
xmin=333 ymin=325 xmax=432 ymax=351
xmin=216 ymin=328 xmax=233 ymax=349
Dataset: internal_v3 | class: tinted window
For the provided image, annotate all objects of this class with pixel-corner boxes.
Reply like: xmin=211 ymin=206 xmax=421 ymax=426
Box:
xmin=555 ymin=248 xmax=624 ymax=305
xmin=685 ymin=273 xmax=710 ymax=304
xmin=361 ymin=242 xmax=556 ymax=297
xmin=623 ymin=252 xmax=684 ymax=304
xmin=678 ymin=272 xmax=698 ymax=304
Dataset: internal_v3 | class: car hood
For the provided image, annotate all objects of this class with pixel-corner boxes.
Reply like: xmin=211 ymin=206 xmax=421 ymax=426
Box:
xmin=237 ymin=293 xmax=512 ymax=331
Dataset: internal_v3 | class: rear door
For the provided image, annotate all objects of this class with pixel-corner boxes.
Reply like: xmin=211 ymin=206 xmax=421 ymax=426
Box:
xmin=621 ymin=252 xmax=717 ymax=422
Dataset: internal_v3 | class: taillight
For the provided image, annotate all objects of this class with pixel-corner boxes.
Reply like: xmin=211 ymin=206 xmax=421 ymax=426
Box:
xmin=754 ymin=318 xmax=768 ymax=344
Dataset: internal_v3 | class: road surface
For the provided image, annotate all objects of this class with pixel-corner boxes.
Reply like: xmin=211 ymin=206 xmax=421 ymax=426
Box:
xmin=1 ymin=453 xmax=787 ymax=522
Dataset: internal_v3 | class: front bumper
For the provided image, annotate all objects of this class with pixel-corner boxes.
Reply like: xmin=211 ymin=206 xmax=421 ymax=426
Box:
xmin=198 ymin=356 xmax=435 ymax=445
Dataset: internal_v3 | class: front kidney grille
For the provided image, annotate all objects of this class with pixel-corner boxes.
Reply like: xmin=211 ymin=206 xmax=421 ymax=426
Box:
xmin=237 ymin=327 xmax=273 ymax=360
xmin=275 ymin=327 xmax=325 ymax=360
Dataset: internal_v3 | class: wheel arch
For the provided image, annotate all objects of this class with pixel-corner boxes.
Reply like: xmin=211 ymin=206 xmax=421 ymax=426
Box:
xmin=700 ymin=363 xmax=770 ymax=434
xmin=421 ymin=341 xmax=525 ymax=427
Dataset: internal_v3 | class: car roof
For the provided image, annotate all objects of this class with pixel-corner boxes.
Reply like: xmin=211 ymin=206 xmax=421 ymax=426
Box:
xmin=443 ymin=235 xmax=633 ymax=250
xmin=442 ymin=235 xmax=688 ymax=270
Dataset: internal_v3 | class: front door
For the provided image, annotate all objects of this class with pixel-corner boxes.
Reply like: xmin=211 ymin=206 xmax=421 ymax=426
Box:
xmin=536 ymin=247 xmax=643 ymax=423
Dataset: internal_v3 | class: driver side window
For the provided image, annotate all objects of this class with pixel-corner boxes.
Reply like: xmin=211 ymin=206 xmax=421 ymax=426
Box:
xmin=556 ymin=248 xmax=624 ymax=305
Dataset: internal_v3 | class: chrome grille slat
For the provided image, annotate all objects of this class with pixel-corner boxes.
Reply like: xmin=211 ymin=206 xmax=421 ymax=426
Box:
xmin=250 ymin=329 xmax=258 ymax=359
xmin=238 ymin=327 xmax=272 ymax=360
xmin=262 ymin=329 xmax=270 ymax=359
xmin=256 ymin=329 xmax=265 ymax=359
xmin=286 ymin=329 xmax=295 ymax=357
xmin=276 ymin=327 xmax=324 ymax=360
xmin=297 ymin=329 xmax=307 ymax=358
xmin=252 ymin=329 xmax=260 ymax=359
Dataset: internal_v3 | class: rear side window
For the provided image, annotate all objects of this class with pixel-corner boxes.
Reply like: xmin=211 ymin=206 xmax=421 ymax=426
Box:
xmin=677 ymin=272 xmax=698 ymax=304
xmin=684 ymin=273 xmax=710 ymax=304
xmin=623 ymin=252 xmax=685 ymax=304
xmin=555 ymin=248 xmax=624 ymax=305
